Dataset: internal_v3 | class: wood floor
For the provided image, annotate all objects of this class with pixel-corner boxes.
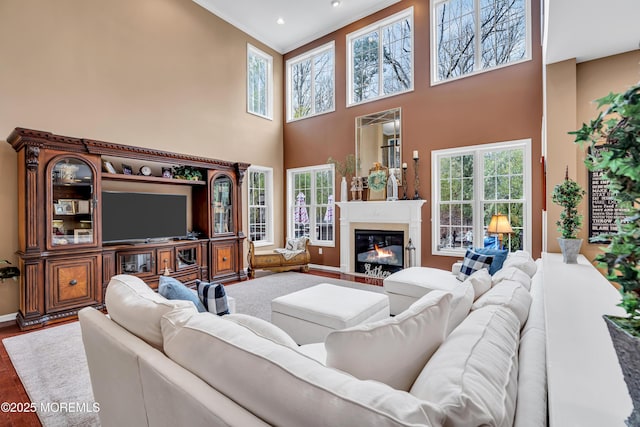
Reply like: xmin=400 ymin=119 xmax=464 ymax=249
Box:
xmin=0 ymin=268 xmax=379 ymax=426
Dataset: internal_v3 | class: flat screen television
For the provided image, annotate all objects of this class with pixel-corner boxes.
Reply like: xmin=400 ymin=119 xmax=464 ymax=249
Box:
xmin=102 ymin=191 xmax=187 ymax=243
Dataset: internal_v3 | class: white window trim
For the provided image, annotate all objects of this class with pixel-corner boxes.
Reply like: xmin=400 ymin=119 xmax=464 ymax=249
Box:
xmin=429 ymin=0 xmax=532 ymax=86
xmin=431 ymin=138 xmax=532 ymax=256
xmin=287 ymin=164 xmax=335 ymax=247
xmin=346 ymin=7 xmax=415 ymax=107
xmin=247 ymin=165 xmax=274 ymax=247
xmin=286 ymin=41 xmax=336 ymax=123
xmin=247 ymin=43 xmax=273 ymax=120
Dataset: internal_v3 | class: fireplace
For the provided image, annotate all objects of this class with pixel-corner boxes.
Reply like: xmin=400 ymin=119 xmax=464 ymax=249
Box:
xmin=355 ymin=229 xmax=404 ymax=278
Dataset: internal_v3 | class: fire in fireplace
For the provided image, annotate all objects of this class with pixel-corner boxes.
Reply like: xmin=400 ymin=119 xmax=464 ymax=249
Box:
xmin=355 ymin=229 xmax=404 ymax=278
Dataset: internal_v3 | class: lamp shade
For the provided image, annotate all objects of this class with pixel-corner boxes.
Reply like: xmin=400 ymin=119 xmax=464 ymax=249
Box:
xmin=487 ymin=213 xmax=513 ymax=234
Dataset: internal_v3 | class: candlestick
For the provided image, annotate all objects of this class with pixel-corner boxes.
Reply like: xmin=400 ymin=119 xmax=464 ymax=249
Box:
xmin=412 ymin=150 xmax=419 ymax=160
xmin=402 ymin=165 xmax=408 ymax=200
xmin=413 ymin=157 xmax=421 ymax=200
xmin=402 ymin=162 xmax=408 ymax=169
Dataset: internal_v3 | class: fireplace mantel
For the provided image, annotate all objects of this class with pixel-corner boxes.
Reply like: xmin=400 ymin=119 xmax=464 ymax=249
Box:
xmin=336 ymin=200 xmax=426 ymax=274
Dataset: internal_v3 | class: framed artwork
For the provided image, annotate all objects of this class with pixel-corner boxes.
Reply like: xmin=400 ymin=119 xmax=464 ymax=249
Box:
xmin=162 ymin=167 xmax=173 ymax=178
xmin=56 ymin=199 xmax=76 ymax=215
xmin=74 ymin=229 xmax=93 ymax=244
xmin=102 ymin=160 xmax=117 ymax=174
xmin=121 ymin=164 xmax=133 ymax=175
xmin=77 ymin=200 xmax=90 ymax=214
xmin=367 ymin=167 xmax=388 ymax=201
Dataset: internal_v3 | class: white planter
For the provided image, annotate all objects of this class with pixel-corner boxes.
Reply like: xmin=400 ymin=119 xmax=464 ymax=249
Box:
xmin=557 ymin=238 xmax=583 ymax=264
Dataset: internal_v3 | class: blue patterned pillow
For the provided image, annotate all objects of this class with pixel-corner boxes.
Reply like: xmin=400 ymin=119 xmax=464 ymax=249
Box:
xmin=158 ymin=276 xmax=206 ymax=312
xmin=196 ymin=280 xmax=230 ymax=316
xmin=473 ymin=247 xmax=508 ymax=275
xmin=457 ymin=249 xmax=493 ymax=281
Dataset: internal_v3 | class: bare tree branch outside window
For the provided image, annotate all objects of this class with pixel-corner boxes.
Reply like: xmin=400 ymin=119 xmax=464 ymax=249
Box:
xmin=289 ymin=43 xmax=334 ymax=120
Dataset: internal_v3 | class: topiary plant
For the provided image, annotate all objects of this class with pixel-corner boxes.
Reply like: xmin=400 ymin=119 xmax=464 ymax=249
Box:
xmin=551 ymin=167 xmax=585 ymax=239
xmin=571 ymin=82 xmax=640 ymax=336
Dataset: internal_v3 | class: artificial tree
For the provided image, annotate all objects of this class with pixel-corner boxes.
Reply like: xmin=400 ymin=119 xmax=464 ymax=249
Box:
xmin=572 ymin=82 xmax=640 ymax=424
xmin=552 ymin=167 xmax=585 ymax=239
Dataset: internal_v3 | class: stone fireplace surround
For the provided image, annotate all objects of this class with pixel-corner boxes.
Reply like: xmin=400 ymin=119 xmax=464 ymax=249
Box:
xmin=336 ymin=200 xmax=425 ymax=274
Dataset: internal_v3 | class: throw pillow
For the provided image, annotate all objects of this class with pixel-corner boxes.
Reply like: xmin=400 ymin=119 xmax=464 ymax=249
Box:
xmin=158 ymin=276 xmax=206 ymax=313
xmin=473 ymin=247 xmax=508 ymax=275
xmin=457 ymin=248 xmax=493 ymax=281
xmin=196 ymin=280 xmax=230 ymax=316
xmin=472 ymin=279 xmax=532 ymax=328
xmin=464 ymin=268 xmax=492 ymax=300
xmin=492 ymin=265 xmax=532 ymax=291
xmin=225 ymin=313 xmax=298 ymax=348
xmin=502 ymin=251 xmax=537 ymax=278
xmin=325 ymin=291 xmax=452 ymax=391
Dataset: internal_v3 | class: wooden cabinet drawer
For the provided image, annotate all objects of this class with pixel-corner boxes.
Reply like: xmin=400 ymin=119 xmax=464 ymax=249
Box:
xmin=47 ymin=255 xmax=100 ymax=312
xmin=157 ymin=249 xmax=175 ymax=275
xmin=213 ymin=243 xmax=235 ymax=275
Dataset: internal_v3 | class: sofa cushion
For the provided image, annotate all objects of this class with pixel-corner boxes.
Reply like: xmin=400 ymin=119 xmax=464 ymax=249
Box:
xmin=161 ymin=308 xmax=444 ymax=427
xmin=492 ymin=266 xmax=532 ymax=291
xmin=196 ymin=280 xmax=230 ymax=315
xmin=410 ymin=305 xmax=520 ymax=427
xmin=325 ymin=291 xmax=452 ymax=391
xmin=457 ymin=249 xmax=493 ymax=281
xmin=383 ymin=267 xmax=460 ymax=298
xmin=502 ymin=250 xmax=537 ymax=278
xmin=473 ymin=247 xmax=509 ymax=275
xmin=472 ymin=279 xmax=532 ymax=328
xmin=225 ymin=313 xmax=297 ymax=349
xmin=464 ymin=268 xmax=492 ymax=300
xmin=158 ymin=275 xmax=206 ymax=312
xmin=105 ymin=274 xmax=197 ymax=349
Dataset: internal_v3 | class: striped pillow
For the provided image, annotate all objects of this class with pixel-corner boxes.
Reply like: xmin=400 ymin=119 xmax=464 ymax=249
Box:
xmin=196 ymin=280 xmax=230 ymax=316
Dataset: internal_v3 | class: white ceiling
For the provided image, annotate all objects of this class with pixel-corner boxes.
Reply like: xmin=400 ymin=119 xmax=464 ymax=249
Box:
xmin=192 ymin=0 xmax=400 ymax=54
xmin=544 ymin=0 xmax=639 ymax=64
xmin=193 ymin=0 xmax=640 ymax=62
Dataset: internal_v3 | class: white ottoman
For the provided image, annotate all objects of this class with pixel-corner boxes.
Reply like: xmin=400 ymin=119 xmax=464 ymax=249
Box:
xmin=271 ymin=283 xmax=390 ymax=345
xmin=383 ymin=267 xmax=474 ymax=333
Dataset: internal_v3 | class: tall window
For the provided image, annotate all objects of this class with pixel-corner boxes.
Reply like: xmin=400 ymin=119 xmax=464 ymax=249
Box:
xmin=286 ymin=41 xmax=335 ymax=122
xmin=432 ymin=139 xmax=531 ymax=255
xmin=248 ymin=166 xmax=273 ymax=246
xmin=287 ymin=165 xmax=335 ymax=245
xmin=247 ymin=44 xmax=273 ymax=119
xmin=431 ymin=0 xmax=530 ymax=84
xmin=347 ymin=7 xmax=414 ymax=106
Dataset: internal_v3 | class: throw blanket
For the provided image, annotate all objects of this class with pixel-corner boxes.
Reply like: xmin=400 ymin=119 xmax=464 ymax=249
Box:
xmin=274 ymin=248 xmax=305 ymax=260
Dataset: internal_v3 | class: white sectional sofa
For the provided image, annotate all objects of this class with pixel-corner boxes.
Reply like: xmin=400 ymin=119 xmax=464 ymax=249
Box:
xmin=79 ymin=256 xmax=546 ymax=427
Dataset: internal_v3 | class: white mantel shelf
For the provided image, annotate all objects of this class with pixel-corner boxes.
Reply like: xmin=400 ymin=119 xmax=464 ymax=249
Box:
xmin=336 ymin=200 xmax=426 ymax=274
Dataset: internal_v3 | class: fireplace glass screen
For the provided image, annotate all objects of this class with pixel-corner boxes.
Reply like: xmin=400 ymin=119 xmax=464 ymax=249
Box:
xmin=355 ymin=229 xmax=404 ymax=277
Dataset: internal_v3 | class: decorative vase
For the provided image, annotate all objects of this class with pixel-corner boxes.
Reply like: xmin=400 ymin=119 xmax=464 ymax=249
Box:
xmin=604 ymin=315 xmax=640 ymax=426
xmin=557 ymin=237 xmax=582 ymax=263
xmin=341 ymin=176 xmax=348 ymax=202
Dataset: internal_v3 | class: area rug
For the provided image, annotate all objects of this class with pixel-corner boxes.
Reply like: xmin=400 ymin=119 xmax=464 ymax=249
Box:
xmin=2 ymin=272 xmax=380 ymax=426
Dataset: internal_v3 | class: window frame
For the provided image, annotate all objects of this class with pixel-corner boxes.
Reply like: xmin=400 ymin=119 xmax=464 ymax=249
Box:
xmin=286 ymin=41 xmax=336 ymax=122
xmin=429 ymin=0 xmax=532 ymax=86
xmin=346 ymin=7 xmax=415 ymax=107
xmin=247 ymin=43 xmax=273 ymax=120
xmin=286 ymin=164 xmax=335 ymax=247
xmin=247 ymin=165 xmax=274 ymax=247
xmin=431 ymin=138 xmax=532 ymax=256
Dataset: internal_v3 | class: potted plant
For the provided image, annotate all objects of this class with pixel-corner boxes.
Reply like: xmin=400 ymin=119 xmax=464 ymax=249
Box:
xmin=171 ymin=165 xmax=203 ymax=181
xmin=328 ymin=154 xmax=356 ymax=202
xmin=551 ymin=167 xmax=585 ymax=263
xmin=572 ymin=82 xmax=640 ymax=425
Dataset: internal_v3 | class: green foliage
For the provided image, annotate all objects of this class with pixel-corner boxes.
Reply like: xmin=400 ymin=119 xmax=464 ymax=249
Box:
xmin=327 ymin=154 xmax=356 ymax=178
xmin=571 ymin=82 xmax=640 ymax=332
xmin=551 ymin=175 xmax=585 ymax=239
xmin=171 ymin=165 xmax=203 ymax=181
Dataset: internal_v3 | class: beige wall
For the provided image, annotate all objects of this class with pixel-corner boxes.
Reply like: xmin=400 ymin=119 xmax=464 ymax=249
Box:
xmin=0 ymin=0 xmax=284 ymax=316
xmin=545 ymin=50 xmax=640 ymax=262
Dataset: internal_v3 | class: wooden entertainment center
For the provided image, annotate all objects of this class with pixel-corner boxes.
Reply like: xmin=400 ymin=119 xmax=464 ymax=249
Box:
xmin=7 ymin=127 xmax=249 ymax=330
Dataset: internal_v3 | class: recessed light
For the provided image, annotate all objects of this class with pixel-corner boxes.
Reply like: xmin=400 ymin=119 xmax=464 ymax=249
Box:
xmin=276 ymin=17 xmax=285 ymax=25
xmin=331 ymin=0 xmax=341 ymax=7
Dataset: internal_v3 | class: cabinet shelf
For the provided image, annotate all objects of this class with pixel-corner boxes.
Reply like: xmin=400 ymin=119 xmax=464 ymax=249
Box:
xmin=101 ymin=173 xmax=206 ymax=186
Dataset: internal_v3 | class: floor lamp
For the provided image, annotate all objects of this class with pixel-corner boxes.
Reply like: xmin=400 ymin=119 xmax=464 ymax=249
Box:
xmin=487 ymin=213 xmax=513 ymax=250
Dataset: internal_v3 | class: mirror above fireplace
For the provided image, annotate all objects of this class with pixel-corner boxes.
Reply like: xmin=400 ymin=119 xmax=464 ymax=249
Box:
xmin=355 ymin=107 xmax=402 ymax=184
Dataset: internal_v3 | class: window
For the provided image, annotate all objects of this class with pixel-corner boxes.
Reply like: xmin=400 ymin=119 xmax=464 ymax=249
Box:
xmin=247 ymin=44 xmax=273 ymax=119
xmin=347 ymin=7 xmax=414 ymax=106
xmin=248 ymin=166 xmax=273 ymax=246
xmin=287 ymin=165 xmax=335 ymax=245
xmin=286 ymin=41 xmax=335 ymax=121
xmin=432 ymin=139 xmax=531 ymax=255
xmin=431 ymin=0 xmax=530 ymax=84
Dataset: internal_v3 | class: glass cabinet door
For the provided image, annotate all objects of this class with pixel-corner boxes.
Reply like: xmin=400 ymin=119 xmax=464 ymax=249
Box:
xmin=51 ymin=157 xmax=95 ymax=247
xmin=212 ymin=175 xmax=233 ymax=234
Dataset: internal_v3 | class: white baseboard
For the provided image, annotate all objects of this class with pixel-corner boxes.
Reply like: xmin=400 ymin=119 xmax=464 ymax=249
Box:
xmin=0 ymin=312 xmax=17 ymax=323
xmin=309 ymin=264 xmax=340 ymax=273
